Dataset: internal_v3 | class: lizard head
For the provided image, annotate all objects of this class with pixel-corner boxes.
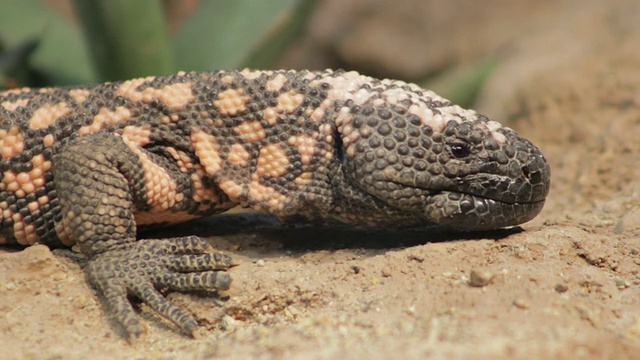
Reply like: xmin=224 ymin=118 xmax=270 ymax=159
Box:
xmin=327 ymin=72 xmax=550 ymax=230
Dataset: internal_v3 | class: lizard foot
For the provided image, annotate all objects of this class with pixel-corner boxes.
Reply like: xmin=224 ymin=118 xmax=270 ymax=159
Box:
xmin=84 ymin=236 xmax=233 ymax=342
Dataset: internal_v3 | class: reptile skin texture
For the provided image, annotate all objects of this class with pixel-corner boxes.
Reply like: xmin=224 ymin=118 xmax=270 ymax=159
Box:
xmin=0 ymin=69 xmax=550 ymax=340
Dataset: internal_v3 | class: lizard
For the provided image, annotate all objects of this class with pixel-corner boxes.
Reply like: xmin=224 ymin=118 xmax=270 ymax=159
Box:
xmin=0 ymin=69 xmax=550 ymax=341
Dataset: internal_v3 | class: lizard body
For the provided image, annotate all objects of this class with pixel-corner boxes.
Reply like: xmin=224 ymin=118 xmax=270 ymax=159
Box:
xmin=0 ymin=69 xmax=550 ymax=340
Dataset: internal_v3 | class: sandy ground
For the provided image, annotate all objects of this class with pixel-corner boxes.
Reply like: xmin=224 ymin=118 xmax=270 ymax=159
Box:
xmin=3 ymin=1 xmax=640 ymax=359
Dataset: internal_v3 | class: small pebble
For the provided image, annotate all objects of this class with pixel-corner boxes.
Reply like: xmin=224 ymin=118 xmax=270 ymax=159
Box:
xmin=554 ymin=284 xmax=569 ymax=293
xmin=381 ymin=266 xmax=392 ymax=277
xmin=513 ymin=298 xmax=529 ymax=309
xmin=405 ymin=304 xmax=416 ymax=315
xmin=616 ymin=280 xmax=630 ymax=289
xmin=72 ymin=295 xmax=94 ymax=309
xmin=469 ymin=268 xmax=494 ymax=287
xmin=284 ymin=305 xmax=299 ymax=319
xmin=4 ymin=281 xmax=16 ymax=291
xmin=220 ymin=315 xmax=237 ymax=331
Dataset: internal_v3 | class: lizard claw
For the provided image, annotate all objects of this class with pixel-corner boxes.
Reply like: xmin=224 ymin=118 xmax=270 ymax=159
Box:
xmin=84 ymin=236 xmax=233 ymax=340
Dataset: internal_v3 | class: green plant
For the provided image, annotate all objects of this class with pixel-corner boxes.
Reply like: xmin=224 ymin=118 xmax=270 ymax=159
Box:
xmin=0 ymin=0 xmax=316 ymax=88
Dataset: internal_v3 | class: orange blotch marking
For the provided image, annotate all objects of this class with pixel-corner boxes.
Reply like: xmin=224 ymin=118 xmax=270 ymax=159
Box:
xmin=213 ymin=88 xmax=249 ymax=116
xmin=1 ymin=201 xmax=12 ymax=227
xmin=0 ymin=126 xmax=24 ymax=159
xmin=29 ymin=102 xmax=71 ymax=129
xmin=248 ymin=180 xmax=285 ymax=211
xmin=228 ymin=143 xmax=251 ymax=166
xmin=294 ymin=172 xmax=313 ymax=186
xmin=319 ymin=123 xmax=333 ymax=136
xmin=263 ymin=107 xmax=279 ymax=125
xmin=79 ymin=106 xmax=132 ymax=135
xmin=0 ymin=171 xmax=16 ymax=191
xmin=68 ymin=89 xmax=91 ymax=104
xmin=1 ymin=209 xmax=12 ymax=223
xmin=116 ymin=76 xmax=155 ymax=100
xmin=263 ymin=90 xmax=304 ymax=126
xmin=218 ymin=178 xmax=245 ymax=202
xmin=255 ymin=143 xmax=289 ymax=178
xmin=233 ymin=120 xmax=265 ymax=143
xmin=277 ymin=91 xmax=304 ymax=112
xmin=221 ymin=74 xmax=236 ymax=84
xmin=157 ymin=82 xmax=195 ymax=110
xmin=191 ymin=129 xmax=222 ymax=175
xmin=1 ymin=155 xmax=50 ymax=196
xmin=288 ymin=134 xmax=316 ymax=165
xmin=27 ymin=200 xmax=40 ymax=212
xmin=1 ymin=98 xmax=29 ymax=111
xmin=189 ymin=167 xmax=220 ymax=206
xmin=12 ymin=213 xmax=37 ymax=245
xmin=37 ymin=195 xmax=49 ymax=206
xmin=165 ymin=147 xmax=195 ymax=172
xmin=11 ymin=213 xmax=24 ymax=244
xmin=43 ymin=134 xmax=55 ymax=147
xmin=190 ymin=171 xmax=207 ymax=203
xmin=117 ymin=77 xmax=195 ymax=111
xmin=24 ymin=224 xmax=37 ymax=244
xmin=337 ymin=108 xmax=361 ymax=153
xmin=266 ymin=74 xmax=288 ymax=91
xmin=122 ymin=137 xmax=180 ymax=211
xmin=309 ymin=100 xmax=330 ymax=122
xmin=121 ymin=125 xmax=151 ymax=146
xmin=240 ymin=69 xmax=271 ymax=80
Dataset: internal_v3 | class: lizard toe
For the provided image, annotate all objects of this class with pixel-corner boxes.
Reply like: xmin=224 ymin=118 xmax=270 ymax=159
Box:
xmin=160 ymin=271 xmax=232 ymax=291
xmin=84 ymin=237 xmax=232 ymax=339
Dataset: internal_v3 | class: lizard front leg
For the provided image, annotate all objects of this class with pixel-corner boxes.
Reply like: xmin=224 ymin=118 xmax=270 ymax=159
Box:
xmin=53 ymin=133 xmax=233 ymax=341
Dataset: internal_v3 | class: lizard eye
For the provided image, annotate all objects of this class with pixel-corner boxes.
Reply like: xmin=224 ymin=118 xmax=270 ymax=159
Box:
xmin=448 ymin=142 xmax=471 ymax=159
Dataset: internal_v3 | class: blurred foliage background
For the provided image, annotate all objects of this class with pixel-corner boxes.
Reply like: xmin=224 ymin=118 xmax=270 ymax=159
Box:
xmin=0 ymin=0 xmax=494 ymax=107
xmin=0 ymin=0 xmax=317 ymax=87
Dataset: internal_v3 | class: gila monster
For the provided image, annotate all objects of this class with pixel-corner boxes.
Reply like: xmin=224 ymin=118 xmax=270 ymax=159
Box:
xmin=0 ymin=69 xmax=550 ymax=340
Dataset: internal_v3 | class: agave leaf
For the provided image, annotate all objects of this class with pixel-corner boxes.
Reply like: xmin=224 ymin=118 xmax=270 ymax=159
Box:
xmin=0 ymin=38 xmax=42 ymax=89
xmin=173 ymin=0 xmax=309 ymax=71
xmin=422 ymin=57 xmax=499 ymax=108
xmin=0 ymin=37 xmax=40 ymax=74
xmin=0 ymin=0 xmax=94 ymax=85
xmin=73 ymin=0 xmax=172 ymax=81
xmin=241 ymin=0 xmax=318 ymax=69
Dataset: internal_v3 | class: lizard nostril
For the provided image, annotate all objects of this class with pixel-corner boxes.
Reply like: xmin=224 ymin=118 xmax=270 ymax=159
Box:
xmin=521 ymin=165 xmax=531 ymax=179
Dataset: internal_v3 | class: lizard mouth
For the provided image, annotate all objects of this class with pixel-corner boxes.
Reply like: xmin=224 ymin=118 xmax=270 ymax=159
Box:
xmin=420 ymin=189 xmax=546 ymax=231
xmin=383 ymin=177 xmax=547 ymax=231
xmin=406 ymin=159 xmax=550 ymax=230
xmin=374 ymin=173 xmax=547 ymax=231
